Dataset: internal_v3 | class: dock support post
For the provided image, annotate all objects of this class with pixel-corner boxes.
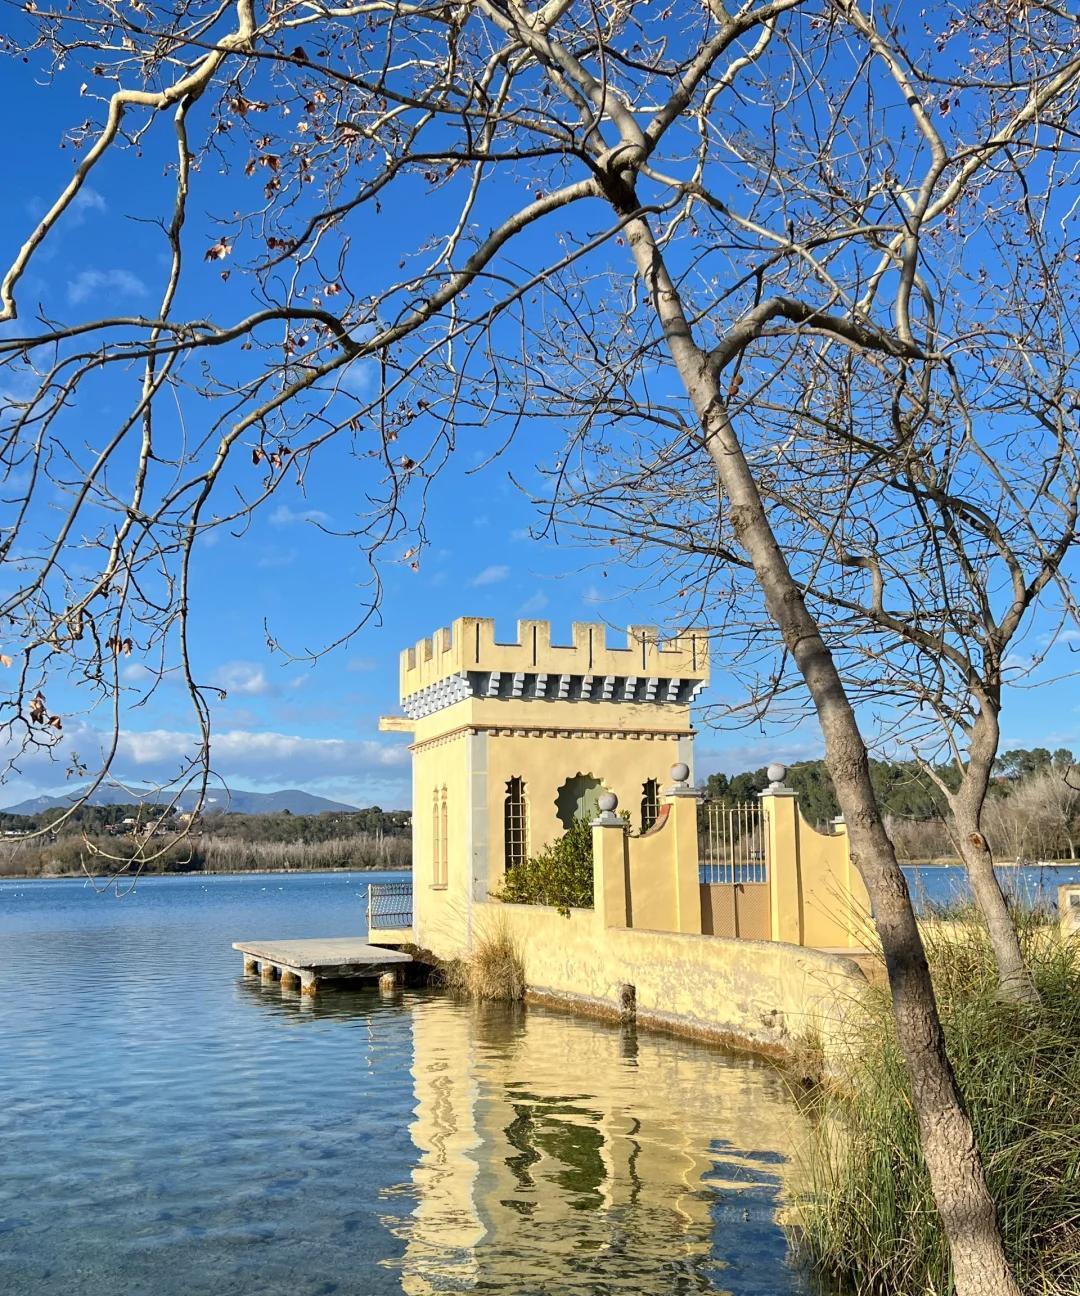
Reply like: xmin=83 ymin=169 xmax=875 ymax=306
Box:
xmin=300 ymin=970 xmax=319 ymax=997
xmin=261 ymin=963 xmax=280 ymax=982
xmin=280 ymin=969 xmax=301 ymax=991
xmin=243 ymin=957 xmax=259 ymax=975
xmin=379 ymin=970 xmax=403 ymax=993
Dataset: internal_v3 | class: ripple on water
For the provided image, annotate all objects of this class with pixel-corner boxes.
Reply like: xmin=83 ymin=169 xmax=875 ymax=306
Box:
xmin=0 ymin=873 xmax=821 ymax=1295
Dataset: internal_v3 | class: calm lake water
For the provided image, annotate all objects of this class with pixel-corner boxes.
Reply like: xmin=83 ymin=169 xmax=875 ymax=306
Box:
xmin=0 ymin=871 xmax=822 ymax=1296
xmin=904 ymin=862 xmax=1080 ymax=913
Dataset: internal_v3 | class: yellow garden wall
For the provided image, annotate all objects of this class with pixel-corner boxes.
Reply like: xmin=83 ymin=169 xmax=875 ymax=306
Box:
xmin=470 ymin=900 xmax=867 ymax=1062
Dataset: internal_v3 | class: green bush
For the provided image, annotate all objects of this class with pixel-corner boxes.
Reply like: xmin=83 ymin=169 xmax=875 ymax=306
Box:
xmin=798 ymin=911 xmax=1080 ymax=1295
xmin=495 ymin=816 xmax=595 ymax=915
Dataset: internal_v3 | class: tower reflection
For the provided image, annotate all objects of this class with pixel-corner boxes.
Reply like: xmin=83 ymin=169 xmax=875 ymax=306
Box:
xmin=392 ymin=996 xmax=814 ymax=1295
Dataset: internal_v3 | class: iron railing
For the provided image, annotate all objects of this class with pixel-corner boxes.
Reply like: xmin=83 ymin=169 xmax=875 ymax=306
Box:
xmin=367 ymin=880 xmax=413 ymax=930
xmin=698 ymin=800 xmax=768 ymax=886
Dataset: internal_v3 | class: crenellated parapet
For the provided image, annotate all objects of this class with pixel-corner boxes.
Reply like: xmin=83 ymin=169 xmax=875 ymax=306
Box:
xmin=400 ymin=617 xmax=709 ymax=720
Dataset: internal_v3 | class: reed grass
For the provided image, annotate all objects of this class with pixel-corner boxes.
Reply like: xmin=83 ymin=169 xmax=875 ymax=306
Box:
xmin=797 ymin=908 xmax=1080 ymax=1295
xmin=0 ymin=831 xmax=411 ymax=877
xmin=439 ymin=923 xmax=526 ymax=1002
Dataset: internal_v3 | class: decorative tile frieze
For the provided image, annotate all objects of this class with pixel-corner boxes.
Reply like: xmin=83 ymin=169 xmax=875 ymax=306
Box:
xmin=401 ymin=668 xmax=705 ymax=721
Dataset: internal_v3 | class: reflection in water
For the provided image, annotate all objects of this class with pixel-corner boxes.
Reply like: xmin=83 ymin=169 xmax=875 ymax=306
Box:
xmin=393 ymin=998 xmax=813 ymax=1296
xmin=0 ymin=875 xmax=820 ymax=1296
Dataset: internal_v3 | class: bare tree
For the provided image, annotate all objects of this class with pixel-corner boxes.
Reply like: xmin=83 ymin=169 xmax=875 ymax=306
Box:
xmin=3 ymin=2 xmax=1079 ymax=1288
xmin=554 ymin=141 xmax=1079 ymax=1003
xmin=983 ymin=766 xmax=1080 ymax=864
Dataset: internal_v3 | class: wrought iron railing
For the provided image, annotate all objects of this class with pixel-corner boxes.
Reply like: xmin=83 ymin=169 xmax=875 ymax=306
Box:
xmin=367 ymin=880 xmax=413 ymax=930
xmin=699 ymin=860 xmax=768 ymax=885
xmin=698 ymin=800 xmax=768 ymax=885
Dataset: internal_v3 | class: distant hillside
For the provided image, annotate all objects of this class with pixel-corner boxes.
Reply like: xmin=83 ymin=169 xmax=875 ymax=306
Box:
xmin=1 ymin=785 xmax=358 ymax=817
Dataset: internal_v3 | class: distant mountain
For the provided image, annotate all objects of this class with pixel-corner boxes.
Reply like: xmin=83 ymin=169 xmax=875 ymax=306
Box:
xmin=1 ymin=785 xmax=358 ymax=817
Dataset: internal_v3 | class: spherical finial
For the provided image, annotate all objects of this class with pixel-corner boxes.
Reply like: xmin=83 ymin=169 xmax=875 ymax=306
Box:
xmin=670 ymin=762 xmax=690 ymax=784
xmin=766 ymin=762 xmax=788 ymax=786
xmin=597 ymin=791 xmax=618 ymax=813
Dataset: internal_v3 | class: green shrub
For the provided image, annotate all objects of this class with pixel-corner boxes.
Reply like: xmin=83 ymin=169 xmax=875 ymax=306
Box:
xmin=798 ymin=911 xmax=1080 ymax=1295
xmin=495 ymin=816 xmax=595 ymax=915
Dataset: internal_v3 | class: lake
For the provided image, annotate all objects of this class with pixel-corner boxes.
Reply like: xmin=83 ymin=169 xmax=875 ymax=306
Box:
xmin=904 ymin=862 xmax=1080 ymax=913
xmin=0 ymin=871 xmax=821 ymax=1296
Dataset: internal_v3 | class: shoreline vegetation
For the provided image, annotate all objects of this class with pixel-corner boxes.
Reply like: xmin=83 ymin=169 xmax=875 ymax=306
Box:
xmin=0 ymin=808 xmax=413 ymax=880
xmin=0 ymin=858 xmax=412 ymax=881
xmin=798 ymin=905 xmax=1080 ymax=1296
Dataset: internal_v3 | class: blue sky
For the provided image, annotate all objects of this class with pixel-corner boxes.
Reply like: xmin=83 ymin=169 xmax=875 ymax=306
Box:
xmin=1 ymin=31 xmax=1077 ymax=812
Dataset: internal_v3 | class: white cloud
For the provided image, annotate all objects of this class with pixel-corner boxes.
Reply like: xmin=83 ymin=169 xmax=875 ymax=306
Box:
xmin=268 ymin=504 xmax=330 ymax=526
xmin=67 ymin=268 xmax=147 ymax=305
xmin=211 ymin=660 xmax=273 ymax=697
xmin=337 ymin=359 xmax=375 ymax=396
xmin=70 ymin=186 xmax=107 ymax=226
xmin=695 ymin=735 xmax=824 ymax=778
xmin=471 ymin=564 xmax=509 ymax=587
xmin=0 ymin=721 xmax=412 ymax=809
xmin=121 ymin=662 xmax=156 ymax=685
xmin=115 ymin=727 xmax=408 ymax=775
xmin=346 ymin=656 xmax=377 ymax=673
xmin=518 ymin=591 xmax=549 ymax=616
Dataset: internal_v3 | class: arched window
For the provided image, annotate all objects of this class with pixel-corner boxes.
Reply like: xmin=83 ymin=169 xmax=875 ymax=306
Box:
xmin=432 ymin=787 xmax=442 ymax=886
xmin=439 ymin=788 xmax=448 ymax=885
xmin=555 ymin=773 xmax=604 ymax=830
xmin=641 ymin=779 xmax=661 ymax=832
xmin=504 ymin=777 xmax=527 ymax=871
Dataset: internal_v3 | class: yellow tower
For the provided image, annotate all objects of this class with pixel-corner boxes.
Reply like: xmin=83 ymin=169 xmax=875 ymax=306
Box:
xmin=381 ymin=616 xmax=709 ymax=956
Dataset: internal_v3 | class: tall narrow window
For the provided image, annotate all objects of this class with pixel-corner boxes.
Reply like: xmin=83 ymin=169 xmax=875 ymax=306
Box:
xmin=439 ymin=788 xmax=448 ymax=886
xmin=432 ymin=787 xmax=442 ymax=886
xmin=504 ymin=777 xmax=528 ymax=871
xmin=641 ymin=778 xmax=661 ymax=832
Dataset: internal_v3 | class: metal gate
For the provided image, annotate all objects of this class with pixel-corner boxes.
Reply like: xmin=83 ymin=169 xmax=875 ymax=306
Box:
xmin=698 ymin=800 xmax=770 ymax=939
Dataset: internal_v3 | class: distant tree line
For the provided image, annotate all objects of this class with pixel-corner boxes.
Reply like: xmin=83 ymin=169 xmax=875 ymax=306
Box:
xmin=0 ymin=806 xmax=413 ymax=878
xmin=707 ymin=749 xmax=1078 ymax=862
xmin=0 ymin=804 xmax=410 ymax=840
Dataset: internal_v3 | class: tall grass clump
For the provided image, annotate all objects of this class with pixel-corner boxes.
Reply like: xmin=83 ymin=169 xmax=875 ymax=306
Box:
xmin=439 ymin=923 xmax=526 ymax=1002
xmin=798 ymin=908 xmax=1080 ymax=1295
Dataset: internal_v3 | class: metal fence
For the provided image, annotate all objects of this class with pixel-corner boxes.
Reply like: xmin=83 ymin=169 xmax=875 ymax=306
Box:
xmin=367 ymin=880 xmax=413 ymax=930
xmin=698 ymin=800 xmax=768 ymax=885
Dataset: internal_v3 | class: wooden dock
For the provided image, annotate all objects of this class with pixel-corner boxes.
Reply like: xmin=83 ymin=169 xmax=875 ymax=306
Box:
xmin=233 ymin=938 xmax=412 ymax=996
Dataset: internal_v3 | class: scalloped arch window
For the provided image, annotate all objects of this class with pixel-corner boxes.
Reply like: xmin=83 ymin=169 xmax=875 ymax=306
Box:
xmin=555 ymin=773 xmax=604 ymax=831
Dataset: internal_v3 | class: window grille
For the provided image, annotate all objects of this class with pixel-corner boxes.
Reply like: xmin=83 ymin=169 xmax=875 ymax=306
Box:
xmin=504 ymin=776 xmax=528 ymax=870
xmin=641 ymin=778 xmax=661 ymax=832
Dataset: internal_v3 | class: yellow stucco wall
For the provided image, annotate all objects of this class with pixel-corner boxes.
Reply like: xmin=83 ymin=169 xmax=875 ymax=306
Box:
xmin=482 ymin=729 xmax=682 ymax=884
xmin=468 ymin=901 xmax=866 ymax=1061
xmin=401 ymin=616 xmax=708 ymax=698
xmin=798 ymin=818 xmax=873 ymax=949
xmin=763 ymin=794 xmax=872 ymax=950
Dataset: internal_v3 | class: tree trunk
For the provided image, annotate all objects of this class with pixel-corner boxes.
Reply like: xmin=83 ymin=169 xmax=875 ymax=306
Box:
xmin=952 ymin=816 xmax=1039 ymax=1003
xmin=618 ymin=201 xmax=1020 ymax=1296
xmin=951 ymin=710 xmax=1039 ymax=1004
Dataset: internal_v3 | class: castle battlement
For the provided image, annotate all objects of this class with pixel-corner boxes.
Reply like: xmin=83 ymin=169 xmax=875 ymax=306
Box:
xmin=400 ymin=617 xmax=708 ymax=719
